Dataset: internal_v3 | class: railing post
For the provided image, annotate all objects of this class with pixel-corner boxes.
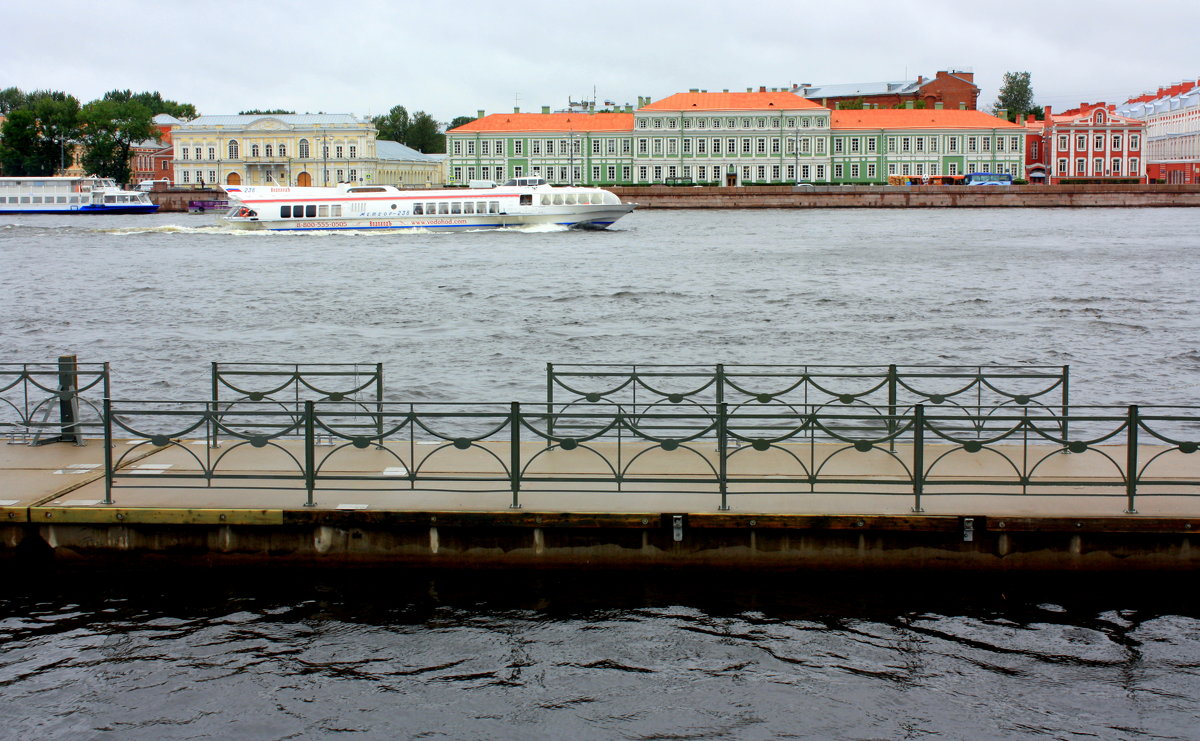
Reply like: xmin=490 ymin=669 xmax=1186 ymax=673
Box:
xmin=209 ymin=361 xmax=219 ymax=448
xmin=57 ymin=354 xmax=82 ymax=446
xmin=1062 ymin=365 xmax=1070 ymax=443
xmin=912 ymin=403 xmax=924 ymax=513
xmin=304 ymin=400 xmax=316 ymax=507
xmin=718 ymin=402 xmax=729 ymax=511
xmin=716 ymin=363 xmax=725 ymax=408
xmin=888 ymin=364 xmax=898 ymax=452
xmin=510 ymin=401 xmax=522 ymax=509
xmin=102 ymin=397 xmax=113 ymax=505
xmin=546 ymin=363 xmax=554 ymax=450
xmin=1126 ymin=404 xmax=1138 ymax=514
xmin=375 ymin=362 xmax=385 ymax=448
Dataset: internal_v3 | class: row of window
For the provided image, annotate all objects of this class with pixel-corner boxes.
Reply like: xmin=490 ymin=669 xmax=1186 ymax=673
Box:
xmin=453 ymin=134 xmax=1026 ymax=158
xmin=412 ymin=200 xmax=501 ymax=215
xmin=1053 ymin=158 xmax=1140 ymax=176
xmin=180 ymin=141 xmax=361 ymax=161
xmin=1054 ymin=134 xmax=1141 ymax=151
xmin=280 ymin=204 xmax=344 ymax=218
xmin=636 ymin=116 xmax=828 ymax=130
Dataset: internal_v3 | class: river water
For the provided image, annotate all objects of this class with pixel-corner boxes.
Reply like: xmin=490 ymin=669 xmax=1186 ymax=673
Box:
xmin=1 ymin=207 xmax=1199 ymax=738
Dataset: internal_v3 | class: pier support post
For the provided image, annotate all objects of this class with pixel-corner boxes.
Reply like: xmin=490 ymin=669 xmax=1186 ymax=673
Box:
xmin=912 ymin=404 xmax=925 ymax=513
xmin=1126 ymin=404 xmax=1138 ymax=514
xmin=510 ymin=401 xmax=522 ymax=509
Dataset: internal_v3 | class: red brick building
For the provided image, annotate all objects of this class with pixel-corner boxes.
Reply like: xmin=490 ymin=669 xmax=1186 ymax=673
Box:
xmin=793 ymin=70 xmax=980 ymax=111
xmin=1022 ymin=103 xmax=1145 ymax=184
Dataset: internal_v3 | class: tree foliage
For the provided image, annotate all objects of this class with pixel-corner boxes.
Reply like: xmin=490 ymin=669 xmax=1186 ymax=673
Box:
xmin=994 ymin=71 xmax=1035 ymax=121
xmin=0 ymin=90 xmax=81 ymax=175
xmin=447 ymin=115 xmax=476 ymax=130
xmin=239 ymin=109 xmax=295 ymax=115
xmin=79 ymin=99 xmax=155 ymax=183
xmin=836 ymin=98 xmax=866 ymax=110
xmin=372 ymin=105 xmax=446 ymax=152
xmin=104 ymin=89 xmax=197 ymax=120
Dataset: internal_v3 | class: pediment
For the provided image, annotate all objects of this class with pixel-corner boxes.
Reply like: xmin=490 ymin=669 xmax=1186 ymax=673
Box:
xmin=246 ymin=118 xmax=288 ymax=130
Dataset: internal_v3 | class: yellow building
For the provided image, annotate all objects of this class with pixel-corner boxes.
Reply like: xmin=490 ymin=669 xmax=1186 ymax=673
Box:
xmin=171 ymin=114 xmax=444 ymax=188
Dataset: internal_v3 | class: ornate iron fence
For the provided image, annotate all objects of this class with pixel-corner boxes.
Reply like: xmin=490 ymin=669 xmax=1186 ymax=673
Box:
xmin=102 ymin=399 xmax=1200 ymax=513
xmin=1 ymin=357 xmax=109 ymax=445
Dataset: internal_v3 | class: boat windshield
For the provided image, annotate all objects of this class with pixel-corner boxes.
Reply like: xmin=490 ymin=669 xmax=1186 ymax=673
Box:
xmin=503 ymin=177 xmax=548 ymax=187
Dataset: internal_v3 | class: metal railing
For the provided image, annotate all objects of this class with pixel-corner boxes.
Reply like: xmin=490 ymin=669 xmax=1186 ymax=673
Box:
xmin=1 ymin=357 xmax=109 ymax=445
xmin=546 ymin=363 xmax=1071 ymax=444
xmin=102 ymin=399 xmax=1200 ymax=513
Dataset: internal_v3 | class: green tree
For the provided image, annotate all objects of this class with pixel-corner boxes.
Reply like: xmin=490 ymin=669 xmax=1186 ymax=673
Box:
xmin=836 ymin=98 xmax=866 ymax=110
xmin=0 ymin=109 xmax=41 ymax=174
xmin=79 ymin=98 xmax=155 ymax=183
xmin=239 ymin=109 xmax=295 ymax=115
xmin=406 ymin=111 xmax=444 ymax=153
xmin=104 ymin=90 xmax=197 ymax=120
xmin=372 ymin=105 xmax=410 ymax=142
xmin=0 ymin=90 xmax=80 ymax=175
xmin=0 ymin=86 xmax=27 ymax=114
xmin=994 ymin=71 xmax=1035 ymax=121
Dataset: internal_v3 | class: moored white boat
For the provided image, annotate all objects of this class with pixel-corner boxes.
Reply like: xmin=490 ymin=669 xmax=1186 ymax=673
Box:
xmin=0 ymin=176 xmax=159 ymax=214
xmin=221 ymin=177 xmax=635 ymax=231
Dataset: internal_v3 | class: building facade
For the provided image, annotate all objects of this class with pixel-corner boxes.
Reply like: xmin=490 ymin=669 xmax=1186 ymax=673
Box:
xmin=1023 ymin=104 xmax=1145 ymax=184
xmin=170 ymin=114 xmax=445 ymax=189
xmin=794 ymin=70 xmax=980 ymax=111
xmin=1117 ymin=79 xmax=1200 ymax=184
xmin=446 ymin=91 xmax=1022 ymax=186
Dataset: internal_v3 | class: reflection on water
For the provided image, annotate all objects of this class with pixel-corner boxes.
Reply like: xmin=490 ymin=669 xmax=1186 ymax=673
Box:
xmin=1 ymin=571 xmax=1198 ymax=740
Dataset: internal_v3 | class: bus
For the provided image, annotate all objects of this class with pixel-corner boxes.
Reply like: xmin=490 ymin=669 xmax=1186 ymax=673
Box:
xmin=964 ymin=172 xmax=1014 ymax=186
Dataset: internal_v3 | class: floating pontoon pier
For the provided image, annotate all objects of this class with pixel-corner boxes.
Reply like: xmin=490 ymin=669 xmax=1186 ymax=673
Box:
xmin=3 ymin=359 xmax=1197 ymax=570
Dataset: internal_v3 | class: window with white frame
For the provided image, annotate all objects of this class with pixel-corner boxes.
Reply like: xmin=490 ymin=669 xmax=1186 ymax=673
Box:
xmin=683 ymin=138 xmax=691 ymax=154
xmin=532 ymin=140 xmax=541 ymax=155
xmin=1057 ymin=158 xmax=1067 ymax=174
xmin=867 ymin=163 xmax=877 ymax=178
xmin=833 ymin=164 xmax=843 ymax=178
xmin=1076 ymin=135 xmax=1086 ymax=150
xmin=653 ymin=139 xmax=663 ymax=155
xmin=1130 ymin=134 xmax=1140 ymax=149
xmin=1093 ymin=157 xmax=1103 ymax=174
xmin=514 ymin=140 xmax=523 ymax=155
xmin=667 ymin=139 xmax=677 ymax=155
xmin=1058 ymin=135 xmax=1068 ymax=150
xmin=1094 ymin=135 xmax=1103 ymax=150
xmin=815 ymin=164 xmax=825 ymax=179
xmin=801 ymin=164 xmax=810 ymax=180
xmin=868 ymin=138 xmax=878 ymax=153
xmin=756 ymin=138 xmax=766 ymax=154
xmin=1112 ymin=135 xmax=1122 ymax=150
xmin=653 ymin=165 xmax=663 ymax=180
xmin=1129 ymin=158 xmax=1138 ymax=175
xmin=834 ymin=138 xmax=844 ymax=154
xmin=1076 ymin=158 xmax=1085 ymax=174
xmin=850 ymin=164 xmax=859 ymax=178
xmin=453 ymin=141 xmax=462 ymax=155
xmin=638 ymin=139 xmax=648 ymax=155
xmin=850 ymin=138 xmax=861 ymax=153
xmin=592 ymin=139 xmax=601 ymax=155
xmin=1112 ymin=158 xmax=1121 ymax=174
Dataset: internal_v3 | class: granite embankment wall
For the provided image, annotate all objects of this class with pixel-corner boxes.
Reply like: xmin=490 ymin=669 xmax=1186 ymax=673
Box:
xmin=148 ymin=188 xmax=224 ymax=212
xmin=609 ymin=184 xmax=1200 ymax=209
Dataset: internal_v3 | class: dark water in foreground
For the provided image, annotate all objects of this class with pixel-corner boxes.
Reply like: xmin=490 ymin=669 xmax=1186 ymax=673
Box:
xmin=2 ymin=571 xmax=1199 ymax=740
xmin=2 ymin=208 xmax=1199 ymax=738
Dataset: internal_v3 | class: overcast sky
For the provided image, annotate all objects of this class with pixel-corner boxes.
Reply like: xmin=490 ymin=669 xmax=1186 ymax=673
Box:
xmin=5 ymin=0 xmax=1196 ymax=122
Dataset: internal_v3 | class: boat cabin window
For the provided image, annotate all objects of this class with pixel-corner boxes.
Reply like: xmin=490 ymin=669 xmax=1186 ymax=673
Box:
xmin=463 ymin=202 xmax=474 ymax=214
xmin=281 ymin=205 xmax=290 ymax=217
xmin=489 ymin=201 xmax=499 ymax=213
xmin=413 ymin=204 xmax=423 ymax=215
xmin=451 ymin=202 xmax=461 ymax=214
xmin=305 ymin=205 xmax=316 ymax=217
xmin=348 ymin=187 xmax=386 ymax=193
xmin=438 ymin=203 xmax=449 ymax=214
xmin=319 ymin=205 xmax=329 ymax=217
xmin=503 ymin=177 xmax=547 ymax=187
xmin=519 ymin=195 xmax=532 ymax=206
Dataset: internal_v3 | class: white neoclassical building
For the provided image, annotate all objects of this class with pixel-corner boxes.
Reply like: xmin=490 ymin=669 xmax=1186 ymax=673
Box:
xmin=171 ymin=114 xmax=443 ymax=188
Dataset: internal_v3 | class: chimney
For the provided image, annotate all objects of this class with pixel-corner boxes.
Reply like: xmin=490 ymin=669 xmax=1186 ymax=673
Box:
xmin=917 ymin=75 xmax=924 ymax=84
xmin=514 ymin=106 xmax=520 ymax=113
xmin=959 ymin=102 xmax=966 ymax=110
xmin=759 ymin=86 xmax=767 ymax=92
xmin=934 ymin=101 xmax=943 ymax=110
xmin=477 ymin=109 xmax=485 ymax=118
xmin=542 ymin=105 xmax=550 ymax=114
xmin=997 ymin=107 xmax=1007 ymax=120
xmin=1044 ymin=105 xmax=1052 ymax=118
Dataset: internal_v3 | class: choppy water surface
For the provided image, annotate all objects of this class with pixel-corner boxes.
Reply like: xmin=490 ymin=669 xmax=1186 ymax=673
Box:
xmin=1 ymin=572 xmax=1198 ymax=740
xmin=2 ymin=208 xmax=1200 ymax=738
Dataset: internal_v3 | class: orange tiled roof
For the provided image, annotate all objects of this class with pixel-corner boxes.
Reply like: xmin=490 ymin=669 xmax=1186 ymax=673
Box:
xmin=830 ymin=109 xmax=1021 ymax=130
xmin=640 ymin=91 xmax=826 ymax=111
xmin=448 ymin=112 xmax=633 ymax=134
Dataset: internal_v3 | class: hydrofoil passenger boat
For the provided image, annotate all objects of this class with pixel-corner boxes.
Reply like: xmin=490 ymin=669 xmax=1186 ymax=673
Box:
xmin=221 ymin=177 xmax=635 ymax=231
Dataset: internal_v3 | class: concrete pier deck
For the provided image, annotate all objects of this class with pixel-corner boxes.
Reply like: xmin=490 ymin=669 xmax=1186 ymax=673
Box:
xmin=2 ymin=439 xmax=1198 ymax=571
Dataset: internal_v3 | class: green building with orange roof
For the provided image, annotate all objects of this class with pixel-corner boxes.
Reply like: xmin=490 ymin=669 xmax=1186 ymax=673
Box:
xmin=446 ymin=90 xmax=1023 ymax=187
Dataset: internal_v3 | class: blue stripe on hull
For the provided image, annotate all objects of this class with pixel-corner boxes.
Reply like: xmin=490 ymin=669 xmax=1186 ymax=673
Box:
xmin=2 ymin=206 xmax=159 ymax=215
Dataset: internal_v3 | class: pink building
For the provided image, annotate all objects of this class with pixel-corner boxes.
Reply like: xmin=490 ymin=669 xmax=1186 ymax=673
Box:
xmin=1023 ymin=103 xmax=1145 ymax=184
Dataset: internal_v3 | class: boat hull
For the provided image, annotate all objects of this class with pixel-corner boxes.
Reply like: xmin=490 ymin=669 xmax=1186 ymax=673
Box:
xmin=0 ymin=204 xmax=160 ymax=215
xmin=224 ymin=204 xmax=635 ymax=231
